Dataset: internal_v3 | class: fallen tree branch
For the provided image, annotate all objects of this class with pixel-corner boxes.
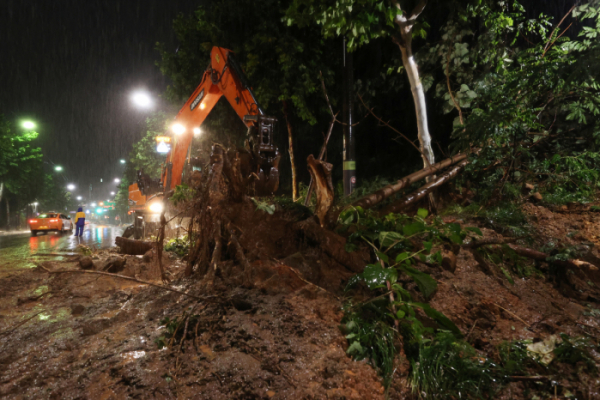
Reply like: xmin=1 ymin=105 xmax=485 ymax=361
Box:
xmin=493 ymin=302 xmax=531 ymax=328
xmin=37 ymin=264 xmax=215 ymax=302
xmin=479 ymin=243 xmax=598 ymax=272
xmin=381 ymin=159 xmax=469 ymax=215
xmin=353 ymin=153 xmax=468 ymax=210
xmin=0 ymin=312 xmax=43 ymax=336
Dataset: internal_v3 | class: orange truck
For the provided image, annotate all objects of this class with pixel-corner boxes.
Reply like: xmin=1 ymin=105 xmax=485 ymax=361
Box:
xmin=127 ymin=46 xmax=280 ymax=239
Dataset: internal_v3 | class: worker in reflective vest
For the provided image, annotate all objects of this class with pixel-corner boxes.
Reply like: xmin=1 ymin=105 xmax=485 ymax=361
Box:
xmin=74 ymin=207 xmax=86 ymax=237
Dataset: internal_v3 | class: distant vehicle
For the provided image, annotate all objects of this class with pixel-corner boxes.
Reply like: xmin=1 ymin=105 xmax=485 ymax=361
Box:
xmin=29 ymin=212 xmax=73 ymax=236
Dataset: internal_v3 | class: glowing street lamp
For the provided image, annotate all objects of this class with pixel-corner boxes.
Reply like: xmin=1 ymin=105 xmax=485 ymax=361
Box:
xmin=110 ymin=192 xmax=115 ymax=195
xmin=76 ymin=196 xmax=82 ymax=201
xmin=114 ymin=178 xmax=120 ymax=183
xmin=67 ymin=184 xmax=75 ymax=191
xmin=131 ymin=91 xmax=153 ymax=109
xmin=22 ymin=120 xmax=36 ymax=130
xmin=54 ymin=166 xmax=63 ymax=172
xmin=120 ymin=159 xmax=126 ymax=164
xmin=91 ymin=202 xmax=97 ymax=207
xmin=193 ymin=127 xmax=202 ymax=136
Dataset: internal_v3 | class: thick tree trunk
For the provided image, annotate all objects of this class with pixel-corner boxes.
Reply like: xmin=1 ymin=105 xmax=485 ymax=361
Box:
xmin=282 ymin=101 xmax=299 ymax=201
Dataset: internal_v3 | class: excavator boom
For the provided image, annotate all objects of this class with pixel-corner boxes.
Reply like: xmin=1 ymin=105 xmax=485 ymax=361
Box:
xmin=162 ymin=46 xmax=279 ymax=192
xmin=127 ymin=47 xmax=279 ymax=239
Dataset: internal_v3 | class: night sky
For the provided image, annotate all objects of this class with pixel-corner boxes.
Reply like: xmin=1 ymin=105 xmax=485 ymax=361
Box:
xmin=0 ymin=0 xmax=199 ymax=201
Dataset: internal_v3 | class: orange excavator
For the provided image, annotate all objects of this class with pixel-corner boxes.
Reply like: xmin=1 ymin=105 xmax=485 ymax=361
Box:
xmin=127 ymin=46 xmax=280 ymax=239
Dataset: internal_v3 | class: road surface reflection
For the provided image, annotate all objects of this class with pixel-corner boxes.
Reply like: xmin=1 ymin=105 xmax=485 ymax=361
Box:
xmin=0 ymin=224 xmax=124 ymax=276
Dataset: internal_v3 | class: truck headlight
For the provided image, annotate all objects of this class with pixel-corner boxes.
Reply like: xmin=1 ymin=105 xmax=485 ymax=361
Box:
xmin=149 ymin=203 xmax=163 ymax=213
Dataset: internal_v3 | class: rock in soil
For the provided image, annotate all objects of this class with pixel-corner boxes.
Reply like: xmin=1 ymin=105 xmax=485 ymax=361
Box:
xmin=100 ymin=256 xmax=125 ymax=273
xmin=79 ymin=256 xmax=94 ymax=270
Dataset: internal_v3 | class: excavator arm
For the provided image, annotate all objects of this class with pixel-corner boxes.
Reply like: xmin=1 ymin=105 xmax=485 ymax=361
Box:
xmin=127 ymin=46 xmax=279 ymax=239
xmin=161 ymin=46 xmax=280 ymax=193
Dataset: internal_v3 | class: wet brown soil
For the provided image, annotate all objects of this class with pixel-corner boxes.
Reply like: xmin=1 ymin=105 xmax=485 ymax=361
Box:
xmin=1 ymin=203 xmax=599 ymax=399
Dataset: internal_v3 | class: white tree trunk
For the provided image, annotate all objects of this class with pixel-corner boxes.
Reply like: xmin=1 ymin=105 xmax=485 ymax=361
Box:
xmin=394 ymin=0 xmax=436 ymax=208
xmin=399 ymin=45 xmax=435 ymax=169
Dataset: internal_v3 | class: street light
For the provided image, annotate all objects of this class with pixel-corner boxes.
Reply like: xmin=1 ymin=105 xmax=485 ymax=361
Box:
xmin=22 ymin=120 xmax=36 ymax=130
xmin=120 ymin=159 xmax=126 ymax=164
xmin=193 ymin=127 xmax=202 ymax=136
xmin=131 ymin=91 xmax=153 ymax=109
xmin=110 ymin=192 xmax=115 ymax=195
xmin=67 ymin=184 xmax=75 ymax=191
xmin=54 ymin=166 xmax=63 ymax=171
xmin=91 ymin=202 xmax=97 ymax=207
xmin=114 ymin=178 xmax=120 ymax=183
xmin=76 ymin=196 xmax=82 ymax=201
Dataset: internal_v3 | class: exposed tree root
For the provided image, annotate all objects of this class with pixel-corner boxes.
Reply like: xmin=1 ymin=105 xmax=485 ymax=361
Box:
xmin=306 ymin=154 xmax=334 ymax=227
xmin=37 ymin=263 xmax=217 ymax=302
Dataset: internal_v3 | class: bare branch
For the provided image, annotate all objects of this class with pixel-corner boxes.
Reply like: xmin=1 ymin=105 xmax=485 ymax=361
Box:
xmin=358 ymin=93 xmax=426 ymax=160
xmin=543 ymin=5 xmax=575 ymax=56
xmin=409 ymin=0 xmax=427 ymax=22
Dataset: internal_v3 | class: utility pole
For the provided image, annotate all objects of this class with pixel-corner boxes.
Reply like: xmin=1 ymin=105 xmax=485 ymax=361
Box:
xmin=343 ymin=38 xmax=356 ymax=196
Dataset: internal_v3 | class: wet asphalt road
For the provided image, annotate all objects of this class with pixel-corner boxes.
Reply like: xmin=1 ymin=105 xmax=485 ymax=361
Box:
xmin=0 ymin=223 xmax=124 ymax=276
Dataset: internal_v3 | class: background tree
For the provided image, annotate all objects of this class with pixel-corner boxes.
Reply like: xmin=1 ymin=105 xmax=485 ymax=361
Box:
xmin=286 ymin=0 xmax=436 ymax=172
xmin=0 ymin=115 xmax=43 ymax=228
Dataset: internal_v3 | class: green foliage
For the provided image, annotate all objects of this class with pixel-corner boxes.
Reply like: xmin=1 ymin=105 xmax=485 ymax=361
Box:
xmin=340 ymin=209 xmax=483 ymax=387
xmin=164 ymin=236 xmax=193 ymax=257
xmin=251 ymin=197 xmax=276 ymax=215
xmin=409 ymin=331 xmax=501 ymax=398
xmin=114 ymin=177 xmax=131 ymax=217
xmin=286 ymin=0 xmax=401 ymax=51
xmin=438 ymin=3 xmax=600 ymax=205
xmin=444 ymin=201 xmax=528 ymax=237
xmin=272 ymin=196 xmax=313 ymax=220
xmin=171 ymin=184 xmax=195 ymax=206
xmin=0 ymin=115 xmax=44 ymax=205
xmin=154 ymin=311 xmax=200 ymax=349
xmin=127 ymin=112 xmax=171 ymax=181
xmin=157 ymin=0 xmax=337 ymax=125
xmin=553 ymin=333 xmax=598 ymax=371
xmin=341 ymin=301 xmax=398 ymax=388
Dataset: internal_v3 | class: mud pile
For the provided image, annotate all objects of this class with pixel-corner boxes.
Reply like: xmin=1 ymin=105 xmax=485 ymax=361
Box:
xmin=0 ymin=202 xmax=599 ymax=399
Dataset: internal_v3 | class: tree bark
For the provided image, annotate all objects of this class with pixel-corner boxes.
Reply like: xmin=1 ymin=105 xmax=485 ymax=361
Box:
xmin=381 ymin=159 xmax=469 ymax=215
xmin=352 ymin=153 xmax=468 ymax=210
xmin=306 ymin=155 xmax=334 ymax=227
xmin=393 ymin=0 xmax=436 ymax=208
xmin=282 ymin=100 xmax=298 ymax=202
